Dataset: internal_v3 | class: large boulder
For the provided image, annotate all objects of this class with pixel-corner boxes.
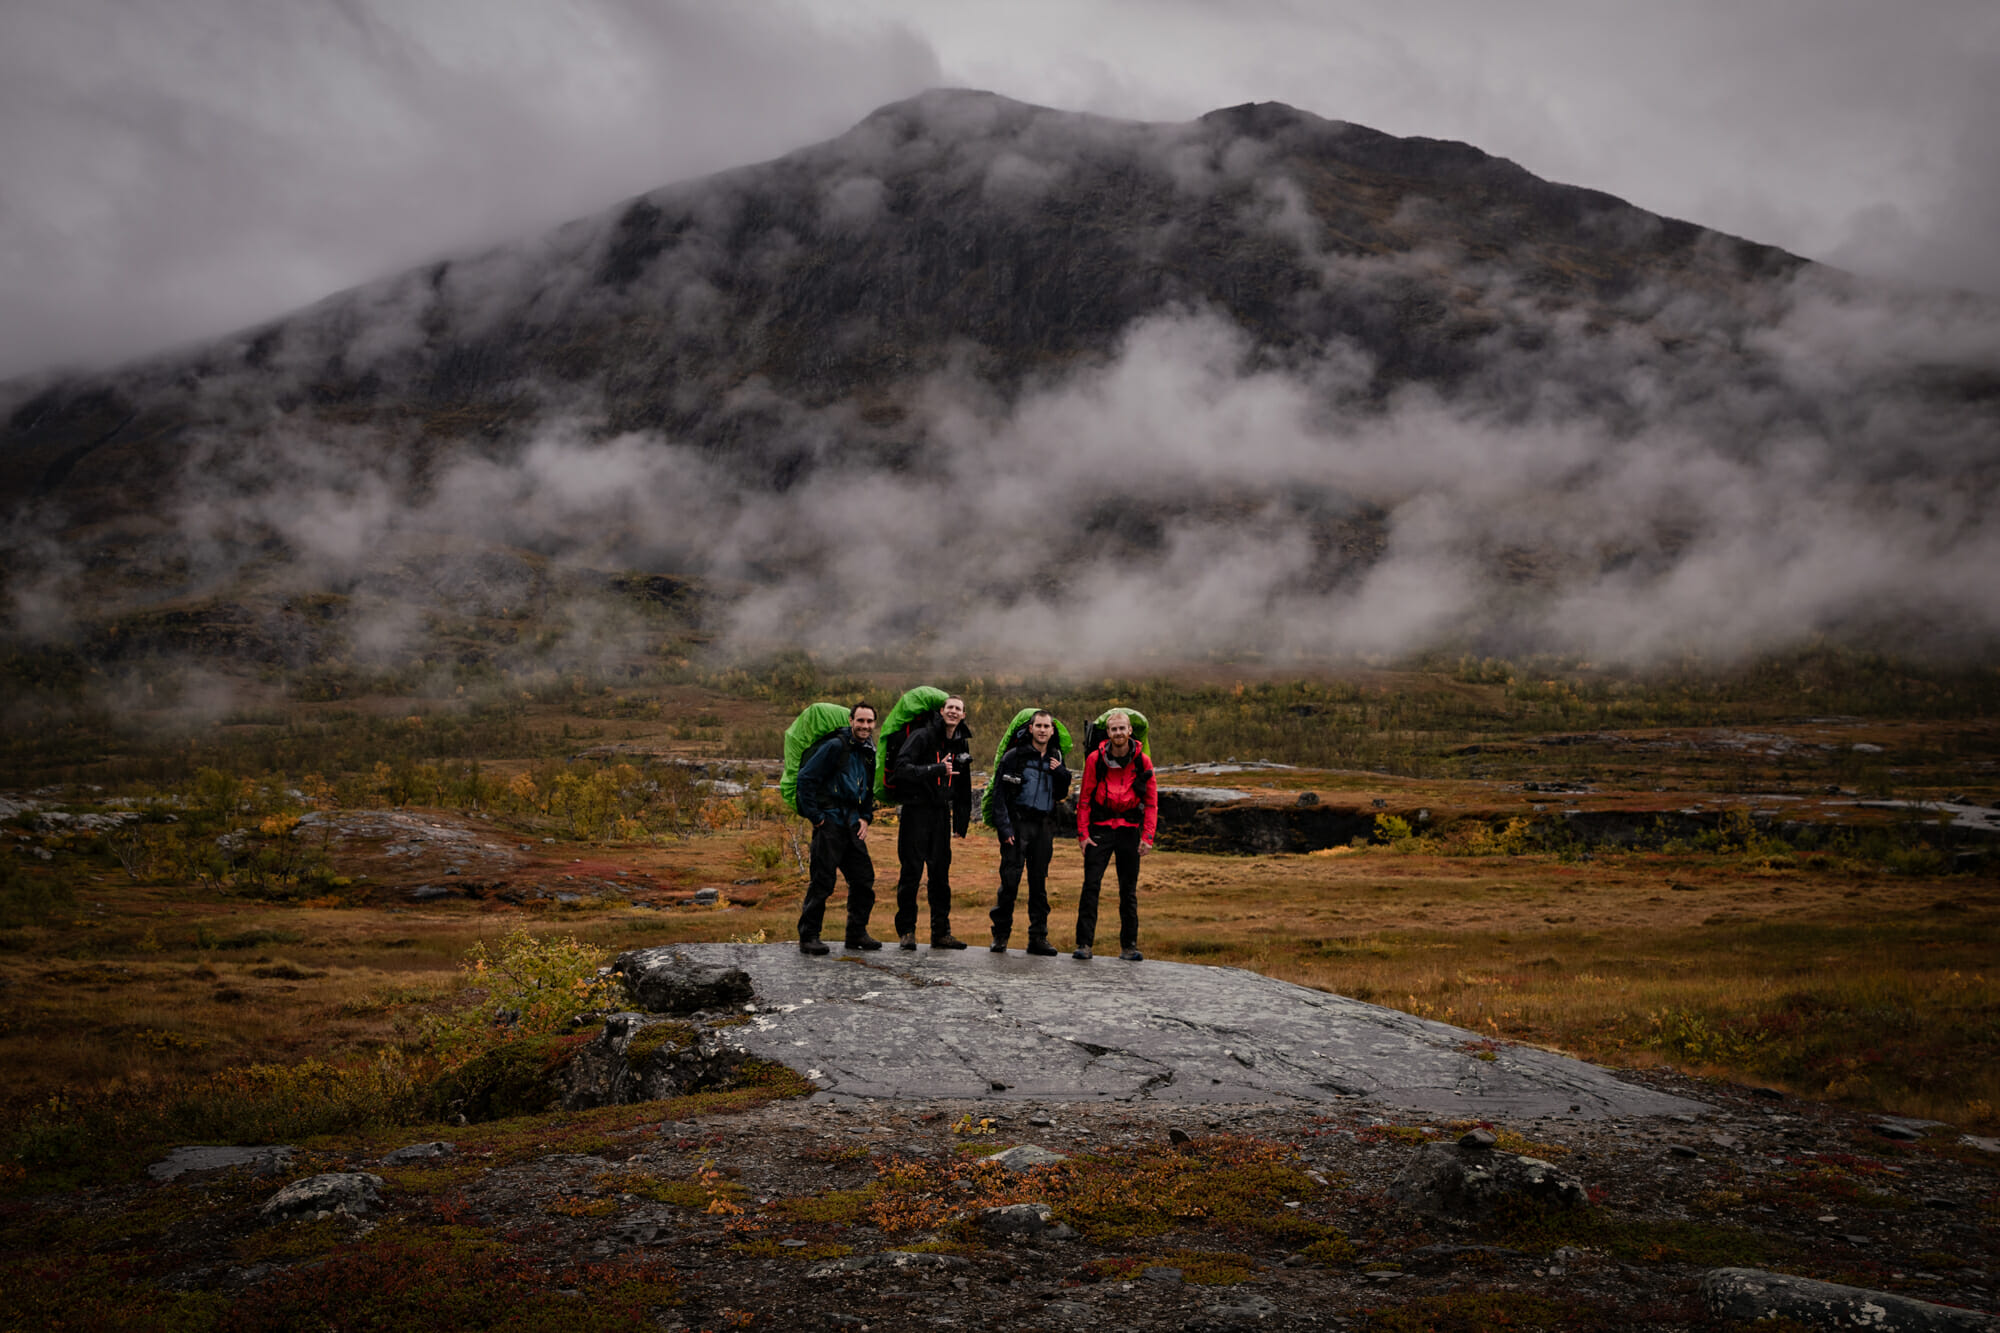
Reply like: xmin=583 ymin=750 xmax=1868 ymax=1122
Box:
xmin=614 ymin=947 xmax=754 ymax=1014
xmin=559 ymin=1012 xmax=756 ymax=1109
xmin=260 ymin=1172 xmax=385 ymax=1224
xmin=1701 ymin=1268 xmax=1999 ymax=1331
xmin=1389 ymin=1142 xmax=1588 ymax=1220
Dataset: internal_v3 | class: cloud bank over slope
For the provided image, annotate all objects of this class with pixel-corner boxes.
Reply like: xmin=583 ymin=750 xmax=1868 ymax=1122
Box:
xmin=3 ymin=93 xmax=1997 ymax=673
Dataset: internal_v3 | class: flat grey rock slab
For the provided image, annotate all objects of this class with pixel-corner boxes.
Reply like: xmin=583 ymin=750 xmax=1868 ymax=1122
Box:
xmin=677 ymin=943 xmax=1702 ymax=1119
xmin=1158 ymin=786 xmax=1254 ymax=804
xmin=147 ymin=1145 xmax=294 ymax=1181
xmin=1703 ymin=1267 xmax=1999 ymax=1331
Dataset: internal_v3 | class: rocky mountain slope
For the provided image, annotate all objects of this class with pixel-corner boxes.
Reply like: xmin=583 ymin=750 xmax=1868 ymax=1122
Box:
xmin=3 ymin=89 xmax=1996 ymax=669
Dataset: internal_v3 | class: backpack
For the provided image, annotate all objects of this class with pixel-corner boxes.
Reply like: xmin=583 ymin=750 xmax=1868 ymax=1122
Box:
xmin=779 ymin=702 xmax=852 ymax=814
xmin=1083 ymin=708 xmax=1150 ymax=757
xmin=872 ymin=685 xmax=950 ymax=805
xmin=979 ymin=707 xmax=1073 ymax=829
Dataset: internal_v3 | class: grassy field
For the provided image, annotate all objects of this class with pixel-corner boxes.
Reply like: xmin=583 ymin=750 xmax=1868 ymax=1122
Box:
xmin=2 ymin=648 xmax=1997 ymax=1178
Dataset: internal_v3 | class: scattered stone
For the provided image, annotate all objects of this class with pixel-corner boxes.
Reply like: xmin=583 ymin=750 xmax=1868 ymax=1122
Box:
xmin=1961 ymin=1135 xmax=2000 ymax=1154
xmin=1169 ymin=1127 xmax=1192 ymax=1146
xmin=1142 ymin=1266 xmax=1184 ymax=1283
xmin=1196 ymin=1292 xmax=1280 ymax=1327
xmin=613 ymin=948 xmax=754 ymax=1015
xmin=1710 ymin=1133 xmax=1743 ymax=1151
xmin=147 ymin=1145 xmax=294 ymax=1181
xmin=1873 ymin=1122 xmax=1924 ymax=1142
xmin=1702 ymin=1267 xmax=1999 ymax=1331
xmin=692 ymin=887 xmax=720 ymax=905
xmin=806 ymin=1251 xmax=969 ymax=1277
xmin=381 ymin=1141 xmax=455 ymax=1165
xmin=1668 ymin=1143 xmax=1700 ymax=1158
xmin=1390 ymin=1143 xmax=1589 ymax=1220
xmin=259 ymin=1172 xmax=385 ymax=1224
xmin=980 ymin=1203 xmax=1054 ymax=1237
xmin=1458 ymin=1128 xmax=1496 ymax=1150
xmin=1296 ymin=792 xmax=1318 ymax=806
xmin=1405 ymin=1243 xmax=1524 ymax=1271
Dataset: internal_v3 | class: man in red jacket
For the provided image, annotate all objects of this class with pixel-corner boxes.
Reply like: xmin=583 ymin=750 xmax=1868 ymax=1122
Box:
xmin=1073 ymin=709 xmax=1157 ymax=962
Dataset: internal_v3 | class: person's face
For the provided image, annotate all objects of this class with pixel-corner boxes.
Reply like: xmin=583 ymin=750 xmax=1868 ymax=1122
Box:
xmin=1029 ymin=716 xmax=1054 ymax=744
xmin=941 ymin=698 xmax=966 ymax=726
xmin=1107 ymin=716 xmax=1132 ymax=746
xmin=850 ymin=709 xmax=877 ymax=741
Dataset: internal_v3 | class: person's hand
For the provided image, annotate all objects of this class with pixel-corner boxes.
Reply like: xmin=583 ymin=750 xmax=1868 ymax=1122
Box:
xmin=1047 ymin=757 xmax=1061 ymax=770
xmin=1139 ymin=841 xmax=1153 ymax=857
xmin=1004 ymin=835 xmax=1016 ymax=846
xmin=955 ymin=831 xmax=967 ymax=840
xmin=855 ymin=819 xmax=869 ymax=843
xmin=941 ymin=757 xmax=954 ymax=779
xmin=1080 ymin=834 xmax=1096 ymax=849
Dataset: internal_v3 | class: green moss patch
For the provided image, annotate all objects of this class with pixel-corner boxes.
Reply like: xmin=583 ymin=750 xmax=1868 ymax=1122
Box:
xmin=771 ymin=1187 xmax=876 ymax=1225
xmin=727 ymin=1238 xmax=852 ymax=1261
xmin=621 ymin=1021 xmax=695 ymax=1072
xmin=1362 ymin=1291 xmax=1613 ymax=1332
xmin=419 ymin=1033 xmax=593 ymax=1124
xmin=216 ymin=1233 xmax=681 ymax=1331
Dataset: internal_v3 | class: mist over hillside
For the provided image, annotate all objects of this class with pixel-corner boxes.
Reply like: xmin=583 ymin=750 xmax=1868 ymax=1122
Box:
xmin=4 ymin=89 xmax=1998 ymax=680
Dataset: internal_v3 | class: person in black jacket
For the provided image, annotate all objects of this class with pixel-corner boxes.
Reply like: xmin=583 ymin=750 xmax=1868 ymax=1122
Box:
xmin=890 ymin=695 xmax=972 ymax=950
xmin=988 ymin=710 xmax=1070 ymax=956
xmin=794 ymin=701 xmax=881 ymax=956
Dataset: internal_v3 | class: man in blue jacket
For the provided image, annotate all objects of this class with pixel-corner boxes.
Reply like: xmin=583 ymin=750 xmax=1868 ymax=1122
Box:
xmin=795 ymin=701 xmax=881 ymax=956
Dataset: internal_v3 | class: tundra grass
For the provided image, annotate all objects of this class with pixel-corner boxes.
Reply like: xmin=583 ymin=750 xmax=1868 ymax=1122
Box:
xmin=5 ymin=649 xmax=1999 ymax=1166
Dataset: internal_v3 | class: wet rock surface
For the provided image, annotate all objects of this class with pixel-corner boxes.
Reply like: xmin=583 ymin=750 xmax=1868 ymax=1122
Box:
xmin=681 ymin=942 xmax=1702 ymax=1119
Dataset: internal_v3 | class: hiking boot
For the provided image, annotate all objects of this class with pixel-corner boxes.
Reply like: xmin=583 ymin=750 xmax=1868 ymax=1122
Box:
xmin=931 ymin=933 xmax=968 ymax=950
xmin=1120 ymin=948 xmax=1144 ymax=962
xmin=989 ymin=931 xmax=1010 ymax=954
xmin=1072 ymin=945 xmax=1093 ymax=961
xmin=898 ymin=933 xmax=917 ymax=951
xmin=844 ymin=931 xmax=883 ymax=951
xmin=1026 ymin=937 xmax=1058 ymax=957
xmin=798 ymin=938 xmax=830 ymax=956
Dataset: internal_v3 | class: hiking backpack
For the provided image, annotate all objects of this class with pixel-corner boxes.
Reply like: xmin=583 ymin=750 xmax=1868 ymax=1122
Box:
xmin=1082 ymin=708 xmax=1150 ymax=757
xmin=779 ymin=702 xmax=853 ymax=814
xmin=979 ymin=707 xmax=1073 ymax=829
xmin=872 ymin=684 xmax=950 ymax=805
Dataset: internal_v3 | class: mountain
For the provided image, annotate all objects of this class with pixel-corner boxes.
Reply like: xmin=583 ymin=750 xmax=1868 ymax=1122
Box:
xmin=3 ymin=89 xmax=1997 ymax=672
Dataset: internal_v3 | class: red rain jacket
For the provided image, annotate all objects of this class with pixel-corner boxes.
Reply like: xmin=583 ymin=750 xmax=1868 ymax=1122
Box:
xmin=1076 ymin=740 xmax=1157 ymax=845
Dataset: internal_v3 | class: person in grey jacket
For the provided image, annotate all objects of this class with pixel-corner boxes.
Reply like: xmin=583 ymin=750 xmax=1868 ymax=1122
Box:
xmin=988 ymin=710 xmax=1070 ymax=956
xmin=794 ymin=701 xmax=880 ymax=955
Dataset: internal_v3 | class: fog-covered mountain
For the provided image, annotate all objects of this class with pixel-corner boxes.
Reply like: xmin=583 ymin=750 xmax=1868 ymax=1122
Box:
xmin=4 ymin=89 xmax=1997 ymax=673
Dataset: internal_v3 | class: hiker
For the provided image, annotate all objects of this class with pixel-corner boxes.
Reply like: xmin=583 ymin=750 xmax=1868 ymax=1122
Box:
xmin=988 ymin=709 xmax=1070 ymax=956
xmin=891 ymin=694 xmax=973 ymax=950
xmin=794 ymin=700 xmax=881 ymax=955
xmin=1073 ymin=709 xmax=1156 ymax=962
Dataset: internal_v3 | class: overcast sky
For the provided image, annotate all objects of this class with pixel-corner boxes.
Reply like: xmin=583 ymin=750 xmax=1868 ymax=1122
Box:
xmin=2 ymin=0 xmax=1995 ymax=381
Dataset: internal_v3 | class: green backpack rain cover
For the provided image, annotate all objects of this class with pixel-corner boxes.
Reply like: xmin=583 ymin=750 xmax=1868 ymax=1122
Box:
xmin=780 ymin=702 xmax=853 ymax=814
xmin=1086 ymin=708 xmax=1151 ymax=759
xmin=979 ymin=708 xmax=1074 ymax=829
xmin=873 ymin=684 xmax=950 ymax=803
